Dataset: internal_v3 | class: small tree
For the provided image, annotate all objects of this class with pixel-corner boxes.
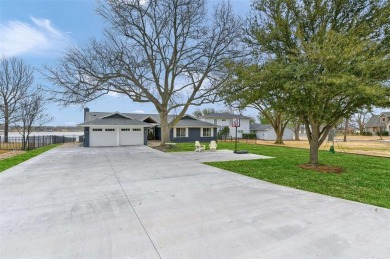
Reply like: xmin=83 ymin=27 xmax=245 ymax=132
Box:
xmin=0 ymin=57 xmax=33 ymax=142
xmin=219 ymin=126 xmax=230 ymax=137
xmin=15 ymin=90 xmax=53 ymax=150
xmin=351 ymin=108 xmax=373 ymax=135
xmin=193 ymin=108 xmax=217 ymax=118
xmin=223 ymin=63 xmax=291 ymax=144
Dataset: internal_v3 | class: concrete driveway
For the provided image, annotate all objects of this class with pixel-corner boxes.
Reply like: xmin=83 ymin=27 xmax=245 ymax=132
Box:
xmin=1 ymin=145 xmax=389 ymax=258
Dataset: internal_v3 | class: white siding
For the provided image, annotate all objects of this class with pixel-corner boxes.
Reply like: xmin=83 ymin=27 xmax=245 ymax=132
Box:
xmin=254 ymin=127 xmax=294 ymax=141
xmin=202 ymin=118 xmax=250 ymax=138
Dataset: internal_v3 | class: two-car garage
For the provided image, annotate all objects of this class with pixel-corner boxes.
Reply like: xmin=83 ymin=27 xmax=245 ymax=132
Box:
xmin=89 ymin=127 xmax=144 ymax=147
xmin=79 ymin=113 xmax=149 ymax=147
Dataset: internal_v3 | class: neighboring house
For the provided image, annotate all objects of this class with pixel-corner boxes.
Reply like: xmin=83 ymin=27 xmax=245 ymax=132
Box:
xmin=80 ymin=108 xmax=218 ymax=147
xmin=200 ymin=113 xmax=251 ymax=138
xmin=365 ymin=112 xmax=390 ymax=133
xmin=250 ymin=124 xmax=294 ymax=141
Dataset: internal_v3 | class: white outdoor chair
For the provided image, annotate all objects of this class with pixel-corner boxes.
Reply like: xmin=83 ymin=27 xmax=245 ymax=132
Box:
xmin=195 ymin=141 xmax=205 ymax=152
xmin=209 ymin=141 xmax=217 ymax=151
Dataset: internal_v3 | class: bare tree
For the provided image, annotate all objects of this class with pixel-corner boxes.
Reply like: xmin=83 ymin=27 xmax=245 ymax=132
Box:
xmin=44 ymin=0 xmax=244 ymax=145
xmin=351 ymin=108 xmax=373 ymax=134
xmin=15 ymin=90 xmax=53 ymax=150
xmin=0 ymin=57 xmax=33 ymax=142
xmin=193 ymin=107 xmax=217 ymax=117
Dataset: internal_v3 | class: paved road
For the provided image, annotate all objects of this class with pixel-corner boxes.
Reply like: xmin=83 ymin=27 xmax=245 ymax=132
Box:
xmin=1 ymin=145 xmax=389 ymax=258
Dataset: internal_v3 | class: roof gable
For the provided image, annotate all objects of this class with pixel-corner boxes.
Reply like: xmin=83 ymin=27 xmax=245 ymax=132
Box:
xmin=379 ymin=112 xmax=390 ymax=118
xmin=101 ymin=112 xmax=132 ymax=119
xmin=142 ymin=116 xmax=158 ymax=123
xmin=181 ymin=115 xmax=197 ymax=120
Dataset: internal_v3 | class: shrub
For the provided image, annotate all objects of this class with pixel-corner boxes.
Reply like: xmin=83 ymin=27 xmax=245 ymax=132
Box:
xmin=376 ymin=131 xmax=389 ymax=136
xmin=218 ymin=126 xmax=230 ymax=137
xmin=242 ymin=133 xmax=257 ymax=139
xmin=361 ymin=131 xmax=373 ymax=136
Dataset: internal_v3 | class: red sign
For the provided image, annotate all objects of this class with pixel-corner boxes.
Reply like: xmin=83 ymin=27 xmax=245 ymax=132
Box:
xmin=232 ymin=118 xmax=240 ymax=127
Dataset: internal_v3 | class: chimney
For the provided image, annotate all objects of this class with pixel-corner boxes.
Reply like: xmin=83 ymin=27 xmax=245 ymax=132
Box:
xmin=84 ymin=107 xmax=90 ymax=122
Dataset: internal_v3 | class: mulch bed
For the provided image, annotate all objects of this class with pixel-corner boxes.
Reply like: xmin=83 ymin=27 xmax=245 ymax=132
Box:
xmin=298 ymin=164 xmax=345 ymax=174
xmin=151 ymin=145 xmax=178 ymax=152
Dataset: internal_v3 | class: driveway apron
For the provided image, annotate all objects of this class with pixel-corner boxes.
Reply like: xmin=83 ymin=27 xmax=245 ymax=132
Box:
xmin=1 ymin=145 xmax=389 ymax=258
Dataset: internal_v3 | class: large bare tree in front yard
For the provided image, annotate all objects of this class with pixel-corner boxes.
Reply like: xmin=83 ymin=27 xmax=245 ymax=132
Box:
xmin=45 ymin=0 xmax=243 ymax=145
xmin=0 ymin=57 xmax=33 ymax=142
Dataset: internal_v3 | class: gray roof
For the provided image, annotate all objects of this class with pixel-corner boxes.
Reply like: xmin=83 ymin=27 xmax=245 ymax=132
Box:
xmin=250 ymin=124 xmax=293 ymax=131
xmin=201 ymin=113 xmax=251 ymax=119
xmin=86 ymin=112 xmax=176 ymax=124
xmin=79 ymin=113 xmax=150 ymax=127
xmin=380 ymin=111 xmax=390 ymax=117
xmin=83 ymin=112 xmax=216 ymax=128
xmin=250 ymin=124 xmax=272 ymax=131
xmin=365 ymin=115 xmax=388 ymax=128
xmin=175 ymin=119 xmax=218 ymax=128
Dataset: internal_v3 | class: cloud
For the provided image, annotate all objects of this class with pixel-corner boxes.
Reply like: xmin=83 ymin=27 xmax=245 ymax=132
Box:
xmin=107 ymin=91 xmax=120 ymax=97
xmin=0 ymin=16 xmax=69 ymax=57
xmin=133 ymin=110 xmax=145 ymax=113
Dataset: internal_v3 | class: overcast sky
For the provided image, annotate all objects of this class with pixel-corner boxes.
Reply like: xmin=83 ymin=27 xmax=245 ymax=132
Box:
xmin=0 ymin=0 xmax=254 ymax=126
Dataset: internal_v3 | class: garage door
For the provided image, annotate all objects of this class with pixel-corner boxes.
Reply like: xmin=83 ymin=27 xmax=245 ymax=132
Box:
xmin=90 ymin=128 xmax=117 ymax=147
xmin=120 ymin=128 xmax=144 ymax=145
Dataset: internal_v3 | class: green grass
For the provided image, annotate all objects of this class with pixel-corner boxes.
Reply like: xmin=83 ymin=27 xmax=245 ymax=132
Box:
xmin=0 ymin=144 xmax=61 ymax=173
xmin=170 ymin=142 xmax=390 ymax=208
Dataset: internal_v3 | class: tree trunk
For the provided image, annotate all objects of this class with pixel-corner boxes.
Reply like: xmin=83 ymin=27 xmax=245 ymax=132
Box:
xmin=343 ymin=119 xmax=348 ymax=142
xmin=4 ymin=118 xmax=9 ymax=143
xmin=307 ymin=124 xmax=320 ymax=165
xmin=273 ymin=125 xmax=284 ymax=144
xmin=159 ymin=111 xmax=171 ymax=145
xmin=274 ymin=131 xmax=284 ymax=144
xmin=309 ymin=137 xmax=320 ymax=165
xmin=4 ymin=105 xmax=9 ymax=143
xmin=294 ymin=122 xmax=300 ymax=141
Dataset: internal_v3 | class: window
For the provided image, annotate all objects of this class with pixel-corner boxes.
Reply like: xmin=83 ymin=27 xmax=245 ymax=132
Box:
xmin=202 ymin=128 xmax=212 ymax=137
xmin=382 ymin=117 xmax=386 ymax=122
xmin=214 ymin=119 xmax=217 ymax=125
xmin=238 ymin=130 xmax=243 ymax=133
xmin=222 ymin=119 xmax=226 ymax=121
xmin=121 ymin=128 xmax=130 ymax=131
xmin=92 ymin=128 xmax=102 ymax=131
xmin=105 ymin=129 xmax=115 ymax=131
xmin=132 ymin=128 xmax=141 ymax=131
xmin=176 ymin=128 xmax=186 ymax=137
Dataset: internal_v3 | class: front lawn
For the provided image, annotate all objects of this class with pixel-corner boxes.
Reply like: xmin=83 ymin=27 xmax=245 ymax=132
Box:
xmin=0 ymin=144 xmax=60 ymax=173
xmin=170 ymin=142 xmax=390 ymax=208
